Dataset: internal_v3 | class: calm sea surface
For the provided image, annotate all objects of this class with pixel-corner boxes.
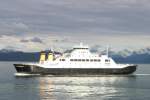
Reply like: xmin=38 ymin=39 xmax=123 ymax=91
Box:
xmin=0 ymin=62 xmax=150 ymax=100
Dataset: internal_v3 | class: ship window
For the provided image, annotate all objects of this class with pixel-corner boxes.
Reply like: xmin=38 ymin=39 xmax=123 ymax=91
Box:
xmin=105 ymin=59 xmax=110 ymax=62
xmin=98 ymin=59 xmax=101 ymax=62
xmin=60 ymin=59 xmax=65 ymax=61
xmin=86 ymin=59 xmax=89 ymax=61
xmin=82 ymin=59 xmax=85 ymax=61
xmin=78 ymin=59 xmax=81 ymax=61
xmin=70 ymin=59 xmax=73 ymax=61
xmin=94 ymin=59 xmax=97 ymax=62
xmin=90 ymin=59 xmax=93 ymax=62
xmin=74 ymin=59 xmax=77 ymax=61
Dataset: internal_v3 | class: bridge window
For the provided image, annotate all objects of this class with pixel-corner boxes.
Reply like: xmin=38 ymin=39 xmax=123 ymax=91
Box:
xmin=73 ymin=48 xmax=88 ymax=50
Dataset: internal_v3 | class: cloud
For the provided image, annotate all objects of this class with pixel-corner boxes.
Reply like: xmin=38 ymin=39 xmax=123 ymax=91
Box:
xmin=0 ymin=21 xmax=29 ymax=34
xmin=52 ymin=38 xmax=70 ymax=43
xmin=0 ymin=0 xmax=150 ymax=51
xmin=20 ymin=39 xmax=29 ymax=43
xmin=30 ymin=37 xmax=43 ymax=43
xmin=0 ymin=0 xmax=150 ymax=35
xmin=0 ymin=34 xmax=150 ymax=52
xmin=12 ymin=22 xmax=29 ymax=30
xmin=20 ymin=37 xmax=43 ymax=44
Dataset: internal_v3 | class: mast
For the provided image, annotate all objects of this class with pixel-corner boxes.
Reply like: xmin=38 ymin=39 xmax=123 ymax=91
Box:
xmin=106 ymin=45 xmax=109 ymax=57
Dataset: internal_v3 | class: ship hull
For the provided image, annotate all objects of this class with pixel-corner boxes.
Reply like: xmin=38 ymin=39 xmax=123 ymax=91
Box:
xmin=14 ymin=64 xmax=137 ymax=76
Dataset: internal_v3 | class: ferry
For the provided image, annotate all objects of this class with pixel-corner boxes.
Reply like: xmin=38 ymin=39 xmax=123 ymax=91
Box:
xmin=14 ymin=43 xmax=137 ymax=76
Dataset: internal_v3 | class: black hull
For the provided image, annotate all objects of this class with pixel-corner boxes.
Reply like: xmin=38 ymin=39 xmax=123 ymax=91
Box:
xmin=14 ymin=64 xmax=137 ymax=76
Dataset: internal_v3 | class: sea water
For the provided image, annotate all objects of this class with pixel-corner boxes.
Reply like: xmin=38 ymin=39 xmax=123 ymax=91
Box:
xmin=0 ymin=61 xmax=150 ymax=100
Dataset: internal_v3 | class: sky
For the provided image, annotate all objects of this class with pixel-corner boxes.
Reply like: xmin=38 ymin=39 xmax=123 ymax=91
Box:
xmin=0 ymin=0 xmax=150 ymax=52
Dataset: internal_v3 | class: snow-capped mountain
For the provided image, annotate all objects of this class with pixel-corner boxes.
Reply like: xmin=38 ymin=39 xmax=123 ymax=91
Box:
xmin=0 ymin=47 xmax=150 ymax=63
xmin=110 ymin=47 xmax=150 ymax=63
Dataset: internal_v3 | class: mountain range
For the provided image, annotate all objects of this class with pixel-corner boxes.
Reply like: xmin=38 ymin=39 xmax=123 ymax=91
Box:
xmin=0 ymin=48 xmax=150 ymax=64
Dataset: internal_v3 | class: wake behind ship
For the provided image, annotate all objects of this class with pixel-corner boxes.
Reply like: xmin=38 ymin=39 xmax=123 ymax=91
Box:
xmin=14 ymin=43 xmax=137 ymax=76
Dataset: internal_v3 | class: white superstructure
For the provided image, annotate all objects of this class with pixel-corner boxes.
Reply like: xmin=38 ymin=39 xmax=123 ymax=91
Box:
xmin=35 ymin=43 xmax=129 ymax=69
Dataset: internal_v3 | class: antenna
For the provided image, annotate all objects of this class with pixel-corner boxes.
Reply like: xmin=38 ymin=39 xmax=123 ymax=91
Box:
xmin=80 ymin=42 xmax=83 ymax=46
xmin=106 ymin=45 xmax=109 ymax=57
xmin=51 ymin=46 xmax=54 ymax=54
